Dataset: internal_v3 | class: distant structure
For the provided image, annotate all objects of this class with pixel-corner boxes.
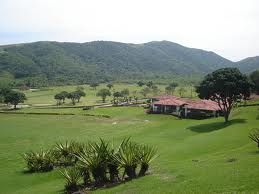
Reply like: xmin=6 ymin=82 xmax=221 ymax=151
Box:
xmin=148 ymin=95 xmax=221 ymax=119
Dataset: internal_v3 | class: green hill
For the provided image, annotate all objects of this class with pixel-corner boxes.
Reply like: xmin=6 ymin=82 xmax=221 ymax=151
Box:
xmin=0 ymin=41 xmax=258 ymax=85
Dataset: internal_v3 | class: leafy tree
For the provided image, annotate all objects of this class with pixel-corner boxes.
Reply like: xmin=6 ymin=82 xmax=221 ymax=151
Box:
xmin=113 ymin=91 xmax=122 ymax=104
xmin=249 ymin=128 xmax=259 ymax=149
xmin=146 ymin=81 xmax=154 ymax=88
xmin=250 ymin=70 xmax=259 ymax=94
xmin=54 ymin=93 xmax=63 ymax=105
xmin=178 ymin=87 xmax=186 ymax=97
xmin=140 ymin=87 xmax=151 ymax=98
xmin=137 ymin=81 xmax=145 ymax=87
xmin=67 ymin=92 xmax=78 ymax=105
xmin=165 ymin=83 xmax=178 ymax=95
xmin=106 ymin=83 xmax=114 ymax=90
xmin=89 ymin=83 xmax=99 ymax=90
xmin=97 ymin=89 xmax=111 ymax=103
xmin=4 ymin=90 xmax=27 ymax=109
xmin=121 ymin=88 xmax=130 ymax=102
xmin=60 ymin=91 xmax=68 ymax=103
xmin=75 ymin=90 xmax=86 ymax=102
xmin=196 ymin=68 xmax=251 ymax=122
xmin=151 ymin=85 xmax=159 ymax=95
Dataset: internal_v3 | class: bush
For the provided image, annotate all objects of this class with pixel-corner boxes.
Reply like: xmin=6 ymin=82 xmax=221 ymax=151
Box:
xmin=249 ymin=128 xmax=259 ymax=149
xmin=23 ymin=149 xmax=54 ymax=172
xmin=60 ymin=167 xmax=81 ymax=193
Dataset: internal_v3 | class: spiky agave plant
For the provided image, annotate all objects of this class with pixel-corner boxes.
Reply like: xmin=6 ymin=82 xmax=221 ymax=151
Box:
xmin=23 ymin=149 xmax=54 ymax=172
xmin=60 ymin=167 xmax=81 ymax=192
xmin=137 ymin=145 xmax=158 ymax=176
xmin=54 ymin=140 xmax=76 ymax=166
xmin=249 ymin=128 xmax=259 ymax=149
xmin=115 ymin=138 xmax=139 ymax=179
xmin=76 ymin=139 xmax=109 ymax=185
xmin=106 ymin=142 xmax=120 ymax=182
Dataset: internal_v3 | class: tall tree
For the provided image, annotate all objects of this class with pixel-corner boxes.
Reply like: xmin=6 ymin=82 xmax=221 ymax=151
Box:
xmin=4 ymin=91 xmax=26 ymax=109
xmin=196 ymin=68 xmax=251 ymax=122
xmin=97 ymin=89 xmax=111 ymax=103
xmin=250 ymin=70 xmax=259 ymax=94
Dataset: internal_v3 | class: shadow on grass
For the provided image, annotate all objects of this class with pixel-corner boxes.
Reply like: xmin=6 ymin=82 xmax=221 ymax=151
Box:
xmin=187 ymin=118 xmax=246 ymax=133
xmin=249 ymin=150 xmax=259 ymax=155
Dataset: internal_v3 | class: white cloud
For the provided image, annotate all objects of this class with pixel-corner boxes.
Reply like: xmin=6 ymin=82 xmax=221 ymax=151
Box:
xmin=0 ymin=0 xmax=258 ymax=61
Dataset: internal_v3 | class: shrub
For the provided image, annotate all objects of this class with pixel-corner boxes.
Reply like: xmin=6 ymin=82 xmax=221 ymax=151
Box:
xmin=249 ymin=128 xmax=259 ymax=149
xmin=137 ymin=145 xmax=158 ymax=176
xmin=60 ymin=167 xmax=81 ymax=193
xmin=115 ymin=138 xmax=139 ymax=179
xmin=23 ymin=149 xmax=54 ymax=172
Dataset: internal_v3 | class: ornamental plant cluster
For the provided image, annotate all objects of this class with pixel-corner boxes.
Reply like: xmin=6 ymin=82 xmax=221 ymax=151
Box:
xmin=22 ymin=138 xmax=158 ymax=193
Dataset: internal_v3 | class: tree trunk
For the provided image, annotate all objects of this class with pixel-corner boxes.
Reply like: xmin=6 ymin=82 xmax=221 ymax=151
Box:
xmin=224 ymin=112 xmax=229 ymax=123
xmin=102 ymin=97 xmax=105 ymax=103
xmin=14 ymin=104 xmax=17 ymax=109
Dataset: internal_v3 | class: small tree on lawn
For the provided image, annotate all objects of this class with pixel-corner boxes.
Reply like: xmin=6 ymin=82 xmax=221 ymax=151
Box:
xmin=106 ymin=83 xmax=114 ymax=90
xmin=54 ymin=93 xmax=63 ymax=105
xmin=113 ymin=91 xmax=122 ymax=104
xmin=140 ymin=87 xmax=151 ymax=98
xmin=97 ymin=89 xmax=111 ymax=103
xmin=67 ymin=92 xmax=78 ymax=105
xmin=60 ymin=91 xmax=68 ymax=103
xmin=165 ymin=83 xmax=178 ymax=95
xmin=90 ymin=83 xmax=99 ymax=90
xmin=4 ymin=90 xmax=26 ymax=109
xmin=75 ymin=90 xmax=86 ymax=102
xmin=146 ymin=81 xmax=154 ymax=88
xmin=178 ymin=87 xmax=186 ymax=97
xmin=121 ymin=88 xmax=130 ymax=102
xmin=137 ymin=81 xmax=145 ymax=87
xmin=196 ymin=68 xmax=251 ymax=123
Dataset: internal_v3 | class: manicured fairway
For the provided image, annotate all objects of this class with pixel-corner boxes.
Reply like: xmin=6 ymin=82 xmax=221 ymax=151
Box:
xmin=0 ymin=105 xmax=258 ymax=193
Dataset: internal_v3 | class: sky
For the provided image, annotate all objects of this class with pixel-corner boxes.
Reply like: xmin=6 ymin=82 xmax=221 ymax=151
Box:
xmin=0 ymin=0 xmax=258 ymax=61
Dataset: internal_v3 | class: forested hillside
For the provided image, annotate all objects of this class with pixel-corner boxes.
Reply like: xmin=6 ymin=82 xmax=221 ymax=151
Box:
xmin=0 ymin=40 xmax=258 ymax=86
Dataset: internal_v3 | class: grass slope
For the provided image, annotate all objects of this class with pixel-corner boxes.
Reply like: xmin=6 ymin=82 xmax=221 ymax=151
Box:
xmin=0 ymin=105 xmax=258 ymax=193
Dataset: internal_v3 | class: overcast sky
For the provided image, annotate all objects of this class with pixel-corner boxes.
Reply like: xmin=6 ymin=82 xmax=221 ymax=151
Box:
xmin=0 ymin=0 xmax=258 ymax=61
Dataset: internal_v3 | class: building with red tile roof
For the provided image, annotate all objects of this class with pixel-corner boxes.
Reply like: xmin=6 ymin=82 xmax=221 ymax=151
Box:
xmin=149 ymin=95 xmax=221 ymax=119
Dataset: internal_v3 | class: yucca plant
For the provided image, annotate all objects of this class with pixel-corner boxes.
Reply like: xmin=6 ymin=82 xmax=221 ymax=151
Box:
xmin=54 ymin=141 xmax=77 ymax=166
xmin=137 ymin=145 xmax=158 ymax=176
xmin=249 ymin=128 xmax=259 ymax=149
xmin=23 ymin=149 xmax=54 ymax=172
xmin=60 ymin=167 xmax=81 ymax=193
xmin=107 ymin=143 xmax=120 ymax=182
xmin=76 ymin=139 xmax=109 ymax=185
xmin=115 ymin=138 xmax=139 ymax=179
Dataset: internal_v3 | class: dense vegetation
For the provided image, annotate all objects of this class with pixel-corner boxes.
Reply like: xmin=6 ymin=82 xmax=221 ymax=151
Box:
xmin=1 ymin=40 xmax=258 ymax=86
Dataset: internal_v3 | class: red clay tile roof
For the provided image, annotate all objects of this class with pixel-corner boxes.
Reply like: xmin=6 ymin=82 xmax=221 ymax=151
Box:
xmin=153 ymin=98 xmax=186 ymax=106
xmin=152 ymin=95 xmax=221 ymax=111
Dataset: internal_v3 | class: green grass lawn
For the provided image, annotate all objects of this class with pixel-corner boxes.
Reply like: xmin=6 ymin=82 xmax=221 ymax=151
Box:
xmin=0 ymin=105 xmax=258 ymax=193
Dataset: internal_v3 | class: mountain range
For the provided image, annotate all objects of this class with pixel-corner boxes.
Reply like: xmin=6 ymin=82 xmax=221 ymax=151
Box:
xmin=0 ymin=40 xmax=258 ymax=85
